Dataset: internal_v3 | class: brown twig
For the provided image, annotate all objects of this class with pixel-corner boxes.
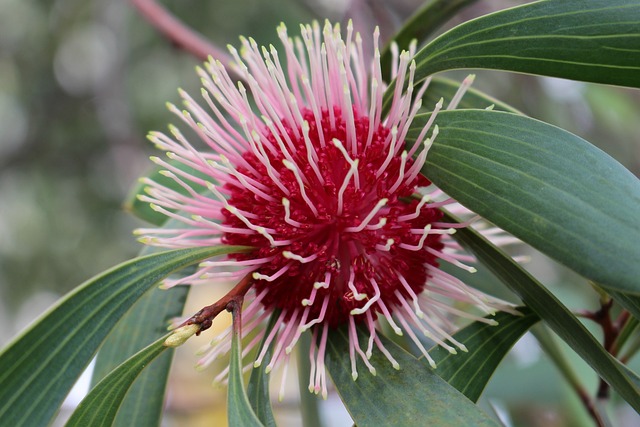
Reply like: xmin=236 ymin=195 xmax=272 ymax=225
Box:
xmin=130 ymin=0 xmax=232 ymax=65
xmin=579 ymin=299 xmax=621 ymax=400
xmin=182 ymin=272 xmax=254 ymax=334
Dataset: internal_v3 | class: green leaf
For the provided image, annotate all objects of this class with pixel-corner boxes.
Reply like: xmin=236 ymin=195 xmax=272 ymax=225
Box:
xmin=429 ymin=308 xmax=539 ymax=402
xmin=421 ymin=77 xmax=522 ymax=114
xmin=412 ymin=0 xmax=640 ymax=89
xmin=297 ymin=332 xmax=323 ymax=427
xmin=90 ymin=239 xmax=194 ymax=427
xmin=90 ymin=278 xmax=189 ymax=427
xmin=380 ymin=0 xmax=480 ymax=77
xmin=441 ymin=210 xmax=640 ymax=411
xmin=326 ymin=326 xmax=499 ymax=427
xmin=65 ymin=336 xmax=168 ymax=427
xmin=228 ymin=305 xmax=264 ymax=427
xmin=410 ymin=109 xmax=640 ymax=294
xmin=609 ymin=291 xmax=640 ymax=322
xmin=247 ymin=311 xmax=279 ymax=427
xmin=0 ymin=245 xmax=249 ymax=427
xmin=125 ymin=160 xmax=210 ymax=226
xmin=530 ymin=325 xmax=588 ymax=402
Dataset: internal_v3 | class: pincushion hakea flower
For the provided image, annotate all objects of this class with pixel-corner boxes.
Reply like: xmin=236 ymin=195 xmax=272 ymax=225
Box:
xmin=137 ymin=21 xmax=513 ymax=399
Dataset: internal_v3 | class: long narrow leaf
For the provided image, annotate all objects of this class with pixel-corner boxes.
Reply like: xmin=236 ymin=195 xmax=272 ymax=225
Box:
xmin=90 ymin=283 xmax=189 ymax=427
xmin=429 ymin=308 xmax=539 ymax=402
xmin=90 ymin=238 xmax=194 ymax=427
xmin=65 ymin=336 xmax=168 ymax=427
xmin=609 ymin=291 xmax=640 ymax=323
xmin=410 ymin=109 xmax=640 ymax=295
xmin=247 ymin=311 xmax=280 ymax=427
xmin=228 ymin=305 xmax=264 ymax=427
xmin=384 ymin=0 xmax=640 ymax=112
xmin=442 ymin=211 xmax=640 ymax=411
xmin=0 ymin=245 xmax=248 ymax=427
xmin=326 ymin=326 xmax=499 ymax=427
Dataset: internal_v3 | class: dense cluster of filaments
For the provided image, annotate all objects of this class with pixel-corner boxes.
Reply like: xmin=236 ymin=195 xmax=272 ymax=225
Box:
xmin=138 ymin=21 xmax=509 ymax=400
xmin=224 ymin=105 xmax=446 ymax=329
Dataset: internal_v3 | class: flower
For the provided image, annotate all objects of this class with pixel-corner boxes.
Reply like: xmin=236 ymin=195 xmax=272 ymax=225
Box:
xmin=137 ymin=21 xmax=511 ymax=400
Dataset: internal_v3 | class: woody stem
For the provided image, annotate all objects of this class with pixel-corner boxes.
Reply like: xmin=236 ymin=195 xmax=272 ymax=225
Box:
xmin=182 ymin=272 xmax=254 ymax=334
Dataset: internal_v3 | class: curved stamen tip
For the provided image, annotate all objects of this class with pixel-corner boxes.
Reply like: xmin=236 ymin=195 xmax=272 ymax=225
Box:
xmin=282 ymin=159 xmax=295 ymax=170
xmin=253 ymin=360 xmax=262 ymax=368
xmin=428 ymin=359 xmax=437 ymax=369
xmin=354 ymin=293 xmax=367 ymax=301
xmin=447 ymin=348 xmax=458 ymax=355
xmin=350 ymin=306 xmax=367 ymax=315
xmin=459 ymin=344 xmax=469 ymax=353
xmin=369 ymin=367 xmax=377 ymax=376
xmin=352 ymin=372 xmax=358 ymax=381
xmin=392 ymin=361 xmax=401 ymax=370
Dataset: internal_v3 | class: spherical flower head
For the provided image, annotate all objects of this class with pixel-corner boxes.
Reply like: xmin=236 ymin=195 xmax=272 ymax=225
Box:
xmin=138 ymin=21 xmax=512 ymax=399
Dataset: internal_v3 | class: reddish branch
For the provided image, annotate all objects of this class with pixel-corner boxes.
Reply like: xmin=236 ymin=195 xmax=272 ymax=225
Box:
xmin=579 ymin=299 xmax=631 ymax=400
xmin=130 ymin=0 xmax=232 ymax=65
xmin=182 ymin=272 xmax=254 ymax=335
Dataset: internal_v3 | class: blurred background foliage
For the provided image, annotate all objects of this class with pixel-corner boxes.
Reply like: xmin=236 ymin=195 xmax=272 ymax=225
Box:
xmin=1 ymin=0 xmax=639 ymax=426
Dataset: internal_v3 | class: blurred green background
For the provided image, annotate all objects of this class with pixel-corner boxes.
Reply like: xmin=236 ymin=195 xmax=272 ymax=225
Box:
xmin=1 ymin=0 xmax=639 ymax=426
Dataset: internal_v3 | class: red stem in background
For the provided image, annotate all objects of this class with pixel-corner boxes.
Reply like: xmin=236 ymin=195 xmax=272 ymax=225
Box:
xmin=130 ymin=0 xmax=232 ymax=65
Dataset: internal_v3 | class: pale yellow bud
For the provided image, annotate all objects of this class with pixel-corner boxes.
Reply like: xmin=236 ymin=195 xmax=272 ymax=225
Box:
xmin=164 ymin=324 xmax=200 ymax=348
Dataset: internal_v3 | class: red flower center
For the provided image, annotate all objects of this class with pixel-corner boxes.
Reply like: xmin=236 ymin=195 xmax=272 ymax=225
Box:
xmin=222 ymin=108 xmax=444 ymax=327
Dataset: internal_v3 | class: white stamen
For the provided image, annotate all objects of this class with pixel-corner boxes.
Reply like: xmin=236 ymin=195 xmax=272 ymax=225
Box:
xmin=426 ymin=246 xmax=478 ymax=273
xmin=374 ymin=335 xmax=401 ymax=370
xmin=447 ymin=74 xmax=475 ymax=110
xmin=347 ymin=269 xmax=367 ymax=301
xmin=350 ymin=278 xmax=381 ymax=315
xmin=345 ymin=198 xmax=388 ymax=232
xmin=283 ymin=159 xmax=319 ymax=216
xmin=375 ymin=238 xmax=394 ymax=252
xmin=399 ymin=225 xmax=431 ymax=251
xmin=365 ymin=217 xmax=387 ymax=230
xmin=398 ymin=194 xmax=431 ymax=221
xmin=337 ymin=159 xmax=359 ymax=215
xmin=301 ymin=121 xmax=325 ymax=184
xmin=394 ymin=310 xmax=437 ymax=369
xmin=376 ymin=126 xmax=398 ymax=178
xmin=252 ymin=264 xmax=291 ymax=282
xmin=283 ymin=251 xmax=318 ymax=263
xmin=387 ymin=150 xmax=408 ymax=193
xmin=282 ymin=197 xmax=304 ymax=227
xmin=332 ymin=138 xmax=360 ymax=188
